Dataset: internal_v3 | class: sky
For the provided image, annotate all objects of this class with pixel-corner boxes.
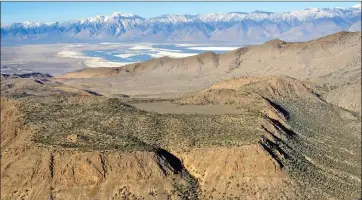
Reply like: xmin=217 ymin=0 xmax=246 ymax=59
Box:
xmin=1 ymin=2 xmax=360 ymax=24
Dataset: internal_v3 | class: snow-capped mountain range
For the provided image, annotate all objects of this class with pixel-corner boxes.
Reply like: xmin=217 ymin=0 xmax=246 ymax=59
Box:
xmin=1 ymin=4 xmax=361 ymax=44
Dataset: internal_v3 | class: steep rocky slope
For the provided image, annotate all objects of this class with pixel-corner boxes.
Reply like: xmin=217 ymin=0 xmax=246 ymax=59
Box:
xmin=1 ymin=73 xmax=360 ymax=199
xmin=1 ymin=76 xmax=198 ymax=200
xmin=174 ymin=76 xmax=361 ymax=199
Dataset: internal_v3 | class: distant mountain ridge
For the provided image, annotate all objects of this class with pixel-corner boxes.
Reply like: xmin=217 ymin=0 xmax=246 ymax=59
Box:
xmin=1 ymin=4 xmax=361 ymax=43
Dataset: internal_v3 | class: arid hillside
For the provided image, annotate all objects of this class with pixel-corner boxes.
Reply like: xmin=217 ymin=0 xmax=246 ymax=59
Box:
xmin=1 ymin=70 xmax=360 ymax=199
xmin=57 ymin=31 xmax=361 ymax=113
xmin=1 ymin=32 xmax=361 ymax=200
xmin=60 ymin=31 xmax=361 ymax=79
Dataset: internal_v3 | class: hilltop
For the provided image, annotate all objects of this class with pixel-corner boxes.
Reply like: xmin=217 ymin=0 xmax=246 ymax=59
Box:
xmin=58 ymin=31 xmax=362 ymax=113
xmin=1 ymin=71 xmax=360 ymax=199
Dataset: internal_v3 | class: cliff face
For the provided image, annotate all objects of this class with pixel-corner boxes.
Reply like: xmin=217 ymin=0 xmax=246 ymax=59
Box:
xmin=1 ymin=69 xmax=360 ymax=199
xmin=0 ymin=97 xmax=292 ymax=200
xmin=1 ymin=99 xmax=193 ymax=199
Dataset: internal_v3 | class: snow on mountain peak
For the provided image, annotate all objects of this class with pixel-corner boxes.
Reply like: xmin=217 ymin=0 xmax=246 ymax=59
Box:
xmin=198 ymin=13 xmax=235 ymax=22
xmin=81 ymin=15 xmax=106 ymax=23
xmin=23 ymin=21 xmax=41 ymax=28
xmin=7 ymin=5 xmax=361 ymax=28
xmin=1 ymin=5 xmax=360 ymax=40
xmin=80 ymin=12 xmax=140 ymax=24
xmin=111 ymin=12 xmax=135 ymax=17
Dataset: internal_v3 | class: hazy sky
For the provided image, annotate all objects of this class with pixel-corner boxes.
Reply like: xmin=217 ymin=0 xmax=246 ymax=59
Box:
xmin=1 ymin=2 xmax=360 ymax=24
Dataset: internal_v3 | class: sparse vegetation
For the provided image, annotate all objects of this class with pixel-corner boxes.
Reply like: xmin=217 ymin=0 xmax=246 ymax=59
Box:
xmin=19 ymin=97 xmax=264 ymax=152
xmin=1 ymin=70 xmax=360 ymax=200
